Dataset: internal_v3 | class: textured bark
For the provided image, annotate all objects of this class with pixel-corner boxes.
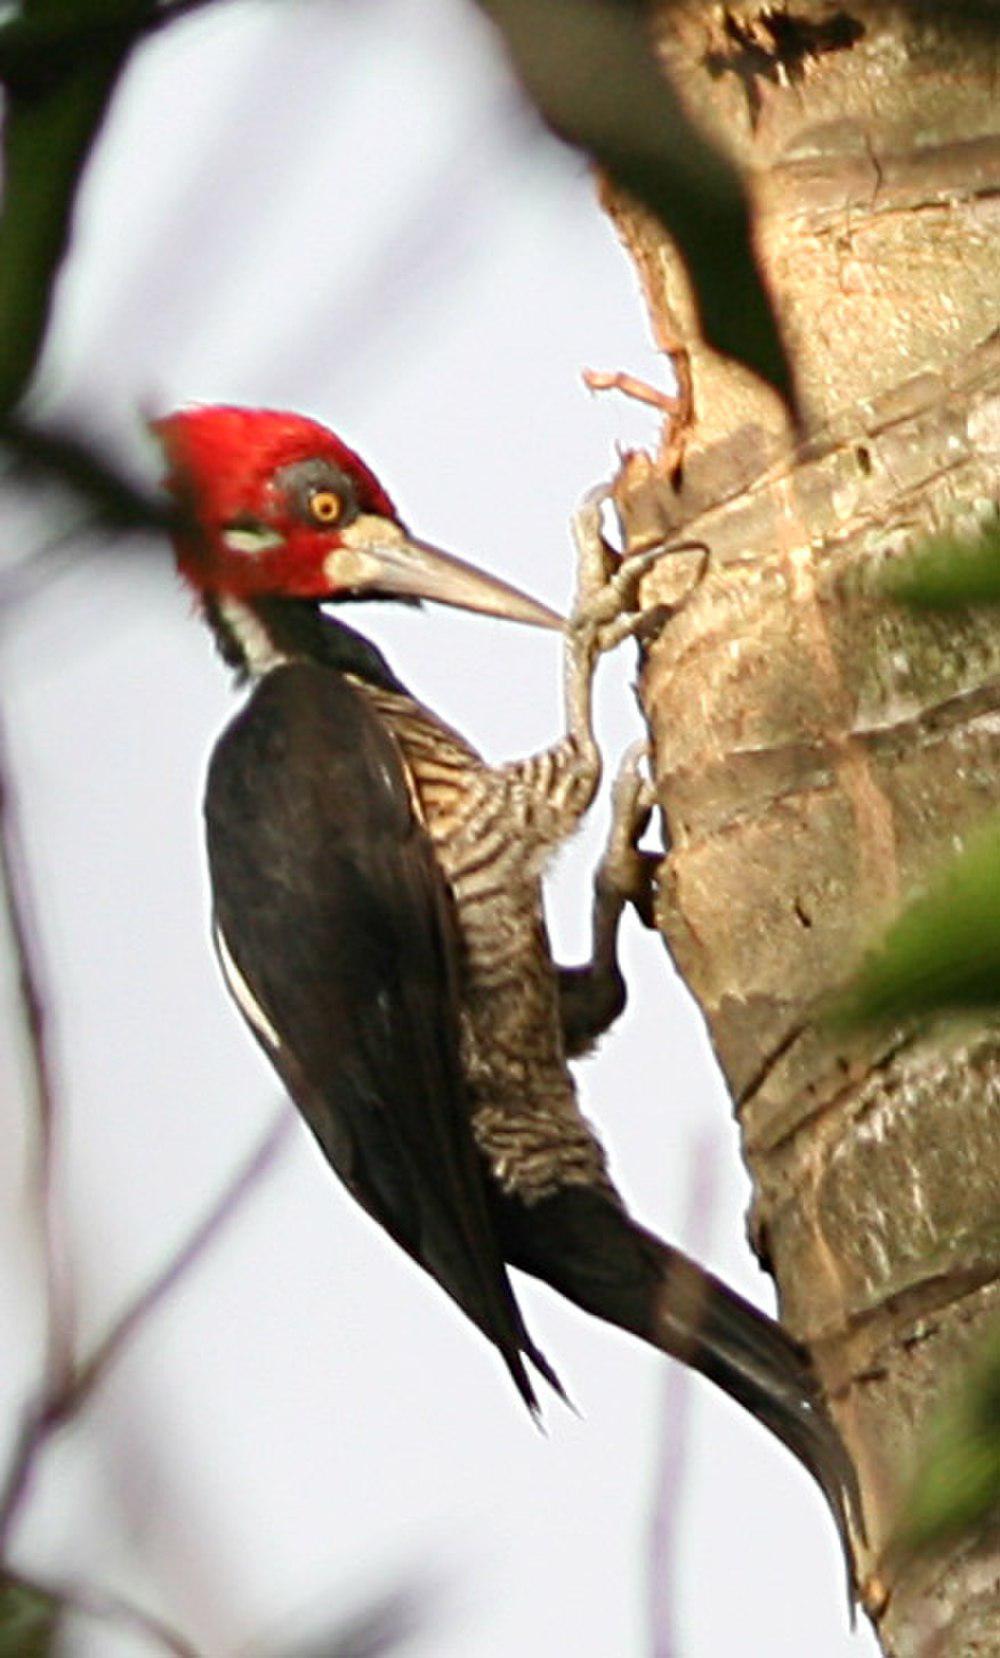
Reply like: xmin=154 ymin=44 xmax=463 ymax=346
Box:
xmin=602 ymin=5 xmax=1000 ymax=1653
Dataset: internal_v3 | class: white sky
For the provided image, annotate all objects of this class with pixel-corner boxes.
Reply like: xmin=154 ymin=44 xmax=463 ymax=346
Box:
xmin=0 ymin=2 xmax=880 ymax=1653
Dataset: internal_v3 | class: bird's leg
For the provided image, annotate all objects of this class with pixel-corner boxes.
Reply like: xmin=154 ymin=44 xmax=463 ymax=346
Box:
xmin=545 ymin=489 xmax=672 ymax=824
xmin=508 ymin=491 xmax=672 ymax=1052
xmin=563 ymin=488 xmax=702 ymax=771
xmin=498 ymin=490 xmax=700 ymax=853
xmin=554 ymin=490 xmax=703 ymax=1053
xmin=562 ymin=488 xmax=628 ymax=781
xmin=558 ymin=742 xmax=660 ymax=1057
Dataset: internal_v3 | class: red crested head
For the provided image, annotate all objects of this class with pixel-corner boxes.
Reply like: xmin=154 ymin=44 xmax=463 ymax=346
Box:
xmin=155 ymin=405 xmax=398 ymax=600
xmin=155 ymin=403 xmax=562 ymax=630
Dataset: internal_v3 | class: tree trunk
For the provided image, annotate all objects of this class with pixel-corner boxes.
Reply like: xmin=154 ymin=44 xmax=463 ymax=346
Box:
xmin=602 ymin=5 xmax=1000 ymax=1653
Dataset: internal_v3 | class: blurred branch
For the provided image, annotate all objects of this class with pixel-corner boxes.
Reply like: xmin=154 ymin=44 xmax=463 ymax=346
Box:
xmin=0 ymin=418 xmax=170 ymax=534
xmin=647 ymin=1130 xmax=720 ymax=1658
xmin=0 ymin=1564 xmax=197 ymax=1658
xmin=0 ymin=715 xmax=77 ymax=1392
xmin=71 ymin=1106 xmax=294 ymax=1406
xmin=271 ymin=1581 xmax=435 ymax=1658
xmin=2 ymin=1563 xmax=434 ymax=1658
xmin=0 ymin=416 xmax=182 ymax=614
xmin=0 ymin=1102 xmax=293 ymax=1552
xmin=474 ymin=0 xmax=795 ymax=409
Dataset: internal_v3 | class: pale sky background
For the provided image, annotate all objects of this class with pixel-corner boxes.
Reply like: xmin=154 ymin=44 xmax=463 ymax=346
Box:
xmin=0 ymin=3 xmax=881 ymax=1654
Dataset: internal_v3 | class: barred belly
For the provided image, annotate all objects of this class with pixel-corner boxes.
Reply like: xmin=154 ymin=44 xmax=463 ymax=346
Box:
xmin=354 ymin=678 xmax=611 ymax=1201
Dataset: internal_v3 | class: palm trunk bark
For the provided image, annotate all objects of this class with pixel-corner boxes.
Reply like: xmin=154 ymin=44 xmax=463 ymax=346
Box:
xmin=602 ymin=5 xmax=1000 ymax=1653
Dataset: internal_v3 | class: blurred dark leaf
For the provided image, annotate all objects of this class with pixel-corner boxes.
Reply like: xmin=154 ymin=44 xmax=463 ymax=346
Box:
xmin=0 ymin=1574 xmax=60 ymax=1658
xmin=831 ymin=822 xmax=1000 ymax=1027
xmin=0 ymin=3 xmax=149 ymax=413
xmin=0 ymin=1 xmax=145 ymax=87
xmin=882 ymin=524 xmax=1000 ymax=609
xmin=894 ymin=1327 xmax=1000 ymax=1559
xmin=0 ymin=0 xmax=224 ymax=415
xmin=475 ymin=0 xmax=795 ymax=410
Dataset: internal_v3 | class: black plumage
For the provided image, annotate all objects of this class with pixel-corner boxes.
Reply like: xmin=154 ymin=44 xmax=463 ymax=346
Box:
xmin=206 ymin=661 xmax=558 ymax=1408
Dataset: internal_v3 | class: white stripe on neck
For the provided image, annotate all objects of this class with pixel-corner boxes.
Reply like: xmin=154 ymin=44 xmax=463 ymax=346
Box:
xmin=216 ymin=595 xmax=289 ymax=678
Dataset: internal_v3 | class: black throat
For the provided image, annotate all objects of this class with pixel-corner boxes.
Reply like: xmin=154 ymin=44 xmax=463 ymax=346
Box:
xmin=203 ymin=594 xmax=409 ymax=694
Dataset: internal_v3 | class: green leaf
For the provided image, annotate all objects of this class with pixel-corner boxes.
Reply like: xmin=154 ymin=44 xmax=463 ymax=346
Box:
xmin=0 ymin=1574 xmax=60 ymax=1658
xmin=831 ymin=822 xmax=1000 ymax=1027
xmin=476 ymin=0 xmax=796 ymax=411
xmin=883 ymin=524 xmax=1000 ymax=609
xmin=894 ymin=1328 xmax=1000 ymax=1559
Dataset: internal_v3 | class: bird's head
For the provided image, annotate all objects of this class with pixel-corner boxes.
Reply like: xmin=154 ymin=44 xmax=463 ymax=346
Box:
xmin=155 ymin=405 xmax=561 ymax=629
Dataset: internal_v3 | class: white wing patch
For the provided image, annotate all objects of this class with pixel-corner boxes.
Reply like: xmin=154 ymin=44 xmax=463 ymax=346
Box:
xmin=214 ymin=923 xmax=282 ymax=1050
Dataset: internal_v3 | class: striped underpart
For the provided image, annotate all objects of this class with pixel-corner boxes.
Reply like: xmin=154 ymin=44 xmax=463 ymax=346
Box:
xmin=206 ymin=594 xmax=611 ymax=1203
xmin=353 ymin=678 xmax=612 ymax=1202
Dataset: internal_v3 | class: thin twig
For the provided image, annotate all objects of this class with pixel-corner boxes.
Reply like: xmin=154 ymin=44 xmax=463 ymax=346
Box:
xmin=2 ymin=1563 xmax=199 ymax=1657
xmin=70 ymin=1105 xmax=294 ymax=1406
xmin=272 ymin=1579 xmax=438 ymax=1658
xmin=0 ymin=417 xmax=170 ymax=534
xmin=583 ymin=352 xmax=693 ymax=480
xmin=0 ymin=565 xmax=293 ymax=1620
xmin=0 ymin=711 xmax=76 ymax=1389
xmin=0 ymin=1106 xmax=294 ymax=1549
xmin=647 ymin=1130 xmax=721 ymax=1658
xmin=583 ymin=367 xmax=680 ymax=415
xmin=0 ymin=1405 xmax=48 ymax=1558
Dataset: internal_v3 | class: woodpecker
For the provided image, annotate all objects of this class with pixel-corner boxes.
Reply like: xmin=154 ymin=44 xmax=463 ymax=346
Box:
xmin=158 ymin=405 xmax=861 ymax=1570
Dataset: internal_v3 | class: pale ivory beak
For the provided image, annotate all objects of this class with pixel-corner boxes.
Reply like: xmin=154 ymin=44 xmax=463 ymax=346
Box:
xmin=325 ymin=516 xmax=563 ymax=630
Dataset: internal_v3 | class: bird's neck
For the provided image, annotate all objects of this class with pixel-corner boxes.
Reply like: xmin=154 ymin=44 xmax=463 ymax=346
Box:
xmin=203 ymin=593 xmax=407 ymax=693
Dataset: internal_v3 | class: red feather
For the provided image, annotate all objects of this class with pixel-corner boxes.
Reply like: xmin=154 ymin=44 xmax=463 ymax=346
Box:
xmin=155 ymin=405 xmax=397 ymax=599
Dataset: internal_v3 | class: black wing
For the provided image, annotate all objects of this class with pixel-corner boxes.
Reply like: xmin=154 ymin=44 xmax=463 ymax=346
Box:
xmin=204 ymin=661 xmax=557 ymax=1408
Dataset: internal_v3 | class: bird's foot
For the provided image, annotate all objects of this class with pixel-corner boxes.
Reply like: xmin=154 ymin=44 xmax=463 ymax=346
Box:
xmin=567 ymin=487 xmax=707 ymax=661
xmin=562 ymin=487 xmax=707 ymax=777
xmin=596 ymin=741 xmax=659 ymax=929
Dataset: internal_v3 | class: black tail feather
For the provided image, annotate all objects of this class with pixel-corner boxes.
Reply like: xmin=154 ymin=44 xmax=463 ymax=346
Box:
xmin=499 ymin=1186 xmax=864 ymax=1586
xmin=679 ymin=1240 xmax=865 ymax=1588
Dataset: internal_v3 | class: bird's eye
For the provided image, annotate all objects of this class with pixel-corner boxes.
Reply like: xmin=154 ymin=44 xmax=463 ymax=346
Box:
xmin=308 ymin=489 xmax=343 ymax=526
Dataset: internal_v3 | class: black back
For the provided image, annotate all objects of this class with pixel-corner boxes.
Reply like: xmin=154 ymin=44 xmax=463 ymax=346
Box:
xmin=205 ymin=662 xmax=556 ymax=1407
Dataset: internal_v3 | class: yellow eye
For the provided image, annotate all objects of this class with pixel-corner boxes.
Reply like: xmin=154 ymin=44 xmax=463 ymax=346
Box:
xmin=308 ymin=489 xmax=343 ymax=525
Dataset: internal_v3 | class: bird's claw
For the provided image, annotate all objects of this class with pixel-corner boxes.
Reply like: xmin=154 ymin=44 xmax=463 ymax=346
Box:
xmin=567 ymin=488 xmax=705 ymax=662
xmin=597 ymin=741 xmax=659 ymax=929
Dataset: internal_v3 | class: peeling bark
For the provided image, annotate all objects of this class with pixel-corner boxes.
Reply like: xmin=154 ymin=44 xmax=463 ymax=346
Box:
xmin=602 ymin=4 xmax=1000 ymax=1652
